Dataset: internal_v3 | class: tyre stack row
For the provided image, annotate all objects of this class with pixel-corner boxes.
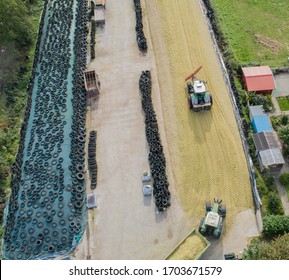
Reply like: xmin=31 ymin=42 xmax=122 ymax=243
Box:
xmin=90 ymin=20 xmax=96 ymax=60
xmin=139 ymin=71 xmax=171 ymax=212
xmin=133 ymin=0 xmax=147 ymax=52
xmin=89 ymin=1 xmax=95 ymax=19
xmin=3 ymin=0 xmax=88 ymax=260
xmin=88 ymin=131 xmax=98 ymax=189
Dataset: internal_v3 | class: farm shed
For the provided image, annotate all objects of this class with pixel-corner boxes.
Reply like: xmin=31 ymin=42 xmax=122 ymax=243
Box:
xmin=252 ymin=131 xmax=281 ymax=152
xmin=242 ymin=66 xmax=276 ymax=94
xmin=249 ymin=105 xmax=264 ymax=121
xmin=251 ymin=115 xmax=272 ymax=133
xmin=258 ymin=148 xmax=285 ymax=173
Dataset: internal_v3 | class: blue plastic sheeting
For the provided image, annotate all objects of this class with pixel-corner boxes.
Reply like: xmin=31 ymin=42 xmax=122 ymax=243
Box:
xmin=252 ymin=115 xmax=272 ymax=133
xmin=2 ymin=0 xmax=88 ymax=260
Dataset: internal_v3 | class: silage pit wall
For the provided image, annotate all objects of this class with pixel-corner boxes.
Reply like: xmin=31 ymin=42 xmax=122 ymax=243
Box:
xmin=2 ymin=0 xmax=89 ymax=260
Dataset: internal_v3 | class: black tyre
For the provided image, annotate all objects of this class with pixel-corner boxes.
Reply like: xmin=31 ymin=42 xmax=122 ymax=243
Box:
xmin=187 ymin=82 xmax=193 ymax=93
xmin=215 ymin=223 xmax=223 ymax=239
xmin=198 ymin=218 xmax=205 ymax=234
xmin=210 ymin=94 xmax=213 ymax=105
xmin=206 ymin=201 xmax=211 ymax=213
xmin=220 ymin=205 xmax=226 ymax=217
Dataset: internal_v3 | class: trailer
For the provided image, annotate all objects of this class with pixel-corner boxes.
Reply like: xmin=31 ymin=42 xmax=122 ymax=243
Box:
xmin=84 ymin=70 xmax=100 ymax=95
xmin=94 ymin=0 xmax=105 ymax=25
xmin=165 ymin=229 xmax=210 ymax=260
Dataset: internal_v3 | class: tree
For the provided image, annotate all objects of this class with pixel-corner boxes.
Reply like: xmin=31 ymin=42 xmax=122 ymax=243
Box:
xmin=242 ymin=234 xmax=289 ymax=260
xmin=0 ymin=0 xmax=32 ymax=48
xmin=248 ymin=92 xmax=271 ymax=112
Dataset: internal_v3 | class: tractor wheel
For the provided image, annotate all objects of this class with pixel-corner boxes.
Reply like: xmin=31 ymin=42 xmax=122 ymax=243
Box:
xmin=220 ymin=205 xmax=226 ymax=217
xmin=206 ymin=201 xmax=211 ymax=213
xmin=215 ymin=223 xmax=223 ymax=239
xmin=193 ymin=106 xmax=201 ymax=112
xmin=187 ymin=82 xmax=193 ymax=93
xmin=187 ymin=97 xmax=192 ymax=109
xmin=198 ymin=218 xmax=205 ymax=234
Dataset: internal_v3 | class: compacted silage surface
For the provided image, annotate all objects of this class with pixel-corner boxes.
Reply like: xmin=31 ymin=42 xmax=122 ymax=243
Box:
xmin=2 ymin=0 xmax=88 ymax=260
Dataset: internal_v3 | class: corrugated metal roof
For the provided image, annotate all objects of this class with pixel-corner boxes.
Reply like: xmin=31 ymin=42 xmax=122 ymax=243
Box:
xmin=242 ymin=66 xmax=276 ymax=92
xmin=242 ymin=66 xmax=272 ymax=76
xmin=249 ymin=105 xmax=264 ymax=120
xmin=259 ymin=148 xmax=285 ymax=166
xmin=252 ymin=131 xmax=281 ymax=151
xmin=252 ymin=115 xmax=272 ymax=133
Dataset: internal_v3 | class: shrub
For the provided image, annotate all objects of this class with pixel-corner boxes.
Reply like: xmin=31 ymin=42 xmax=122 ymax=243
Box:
xmin=267 ymin=191 xmax=284 ymax=215
xmin=243 ymin=234 xmax=289 ymax=260
xmin=282 ymin=146 xmax=289 ymax=158
xmin=265 ymin=176 xmax=275 ymax=188
xmin=278 ymin=125 xmax=289 ymax=146
xmin=262 ymin=215 xmax=289 ymax=238
xmin=281 ymin=114 xmax=289 ymax=125
xmin=270 ymin=116 xmax=281 ymax=130
xmin=279 ymin=173 xmax=289 ymax=185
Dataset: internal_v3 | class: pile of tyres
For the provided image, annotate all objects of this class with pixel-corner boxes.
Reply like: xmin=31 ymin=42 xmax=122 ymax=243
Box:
xmin=133 ymin=0 xmax=147 ymax=52
xmin=3 ymin=0 xmax=88 ymax=260
xmin=88 ymin=131 xmax=98 ymax=189
xmin=139 ymin=71 xmax=171 ymax=212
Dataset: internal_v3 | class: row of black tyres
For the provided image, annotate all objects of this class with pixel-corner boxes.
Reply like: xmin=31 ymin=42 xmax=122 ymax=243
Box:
xmin=88 ymin=131 xmax=98 ymax=189
xmin=90 ymin=20 xmax=96 ymax=59
xmin=133 ymin=0 xmax=147 ymax=52
xmin=139 ymin=71 xmax=171 ymax=211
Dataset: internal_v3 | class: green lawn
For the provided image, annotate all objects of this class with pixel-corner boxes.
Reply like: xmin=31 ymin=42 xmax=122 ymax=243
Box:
xmin=211 ymin=0 xmax=289 ymax=66
xmin=277 ymin=97 xmax=289 ymax=111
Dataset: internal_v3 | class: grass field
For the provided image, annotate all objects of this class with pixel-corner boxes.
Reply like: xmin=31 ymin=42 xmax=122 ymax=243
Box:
xmin=277 ymin=97 xmax=289 ymax=111
xmin=211 ymin=0 xmax=289 ymax=66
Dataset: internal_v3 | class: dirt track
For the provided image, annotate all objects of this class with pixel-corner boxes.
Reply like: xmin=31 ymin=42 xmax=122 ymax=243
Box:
xmin=144 ymin=0 xmax=254 ymax=225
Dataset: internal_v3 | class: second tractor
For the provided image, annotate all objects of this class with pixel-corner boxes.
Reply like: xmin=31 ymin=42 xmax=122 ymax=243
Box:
xmin=199 ymin=198 xmax=226 ymax=239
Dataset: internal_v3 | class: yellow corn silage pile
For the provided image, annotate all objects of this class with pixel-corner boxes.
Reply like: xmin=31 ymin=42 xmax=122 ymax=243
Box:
xmin=144 ymin=0 xmax=253 ymax=226
xmin=167 ymin=233 xmax=207 ymax=260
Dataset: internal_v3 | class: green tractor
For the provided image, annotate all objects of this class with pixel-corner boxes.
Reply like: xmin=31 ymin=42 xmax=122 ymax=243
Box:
xmin=185 ymin=66 xmax=212 ymax=112
xmin=199 ymin=198 xmax=226 ymax=239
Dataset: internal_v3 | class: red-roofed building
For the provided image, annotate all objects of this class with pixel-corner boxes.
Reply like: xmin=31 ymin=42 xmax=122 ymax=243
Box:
xmin=242 ymin=66 xmax=276 ymax=94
